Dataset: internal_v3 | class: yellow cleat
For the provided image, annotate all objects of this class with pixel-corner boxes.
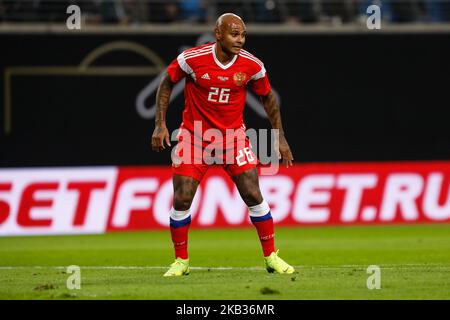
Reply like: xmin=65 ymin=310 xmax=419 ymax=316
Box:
xmin=163 ymin=258 xmax=190 ymax=277
xmin=264 ymin=250 xmax=295 ymax=274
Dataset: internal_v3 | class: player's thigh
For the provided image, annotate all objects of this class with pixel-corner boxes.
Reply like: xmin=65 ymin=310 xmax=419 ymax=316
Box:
xmin=231 ymin=168 xmax=264 ymax=207
xmin=173 ymin=174 xmax=200 ymax=210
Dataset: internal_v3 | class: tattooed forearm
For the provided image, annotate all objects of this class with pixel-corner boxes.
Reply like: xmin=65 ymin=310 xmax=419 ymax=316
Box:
xmin=261 ymin=90 xmax=285 ymax=136
xmin=155 ymin=72 xmax=174 ymax=126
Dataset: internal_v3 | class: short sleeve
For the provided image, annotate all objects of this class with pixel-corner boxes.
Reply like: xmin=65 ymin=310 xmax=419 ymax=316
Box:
xmin=167 ymin=51 xmax=195 ymax=83
xmin=166 ymin=58 xmax=186 ymax=83
xmin=251 ymin=73 xmax=271 ymax=96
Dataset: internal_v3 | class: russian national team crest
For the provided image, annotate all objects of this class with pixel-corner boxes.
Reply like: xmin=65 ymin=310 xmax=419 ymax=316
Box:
xmin=233 ymin=72 xmax=247 ymax=86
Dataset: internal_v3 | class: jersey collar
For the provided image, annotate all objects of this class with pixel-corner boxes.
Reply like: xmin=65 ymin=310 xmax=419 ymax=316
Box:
xmin=212 ymin=43 xmax=238 ymax=70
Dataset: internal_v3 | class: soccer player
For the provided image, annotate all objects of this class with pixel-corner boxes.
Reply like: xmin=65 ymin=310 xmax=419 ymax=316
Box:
xmin=151 ymin=13 xmax=295 ymax=276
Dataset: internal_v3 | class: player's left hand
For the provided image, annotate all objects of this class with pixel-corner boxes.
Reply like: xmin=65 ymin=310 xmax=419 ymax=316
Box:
xmin=279 ymin=136 xmax=294 ymax=168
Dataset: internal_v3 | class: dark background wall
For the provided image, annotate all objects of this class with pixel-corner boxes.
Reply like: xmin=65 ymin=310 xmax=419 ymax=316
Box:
xmin=1 ymin=32 xmax=449 ymax=167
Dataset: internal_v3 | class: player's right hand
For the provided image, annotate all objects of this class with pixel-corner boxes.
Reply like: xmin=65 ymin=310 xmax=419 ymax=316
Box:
xmin=151 ymin=125 xmax=171 ymax=152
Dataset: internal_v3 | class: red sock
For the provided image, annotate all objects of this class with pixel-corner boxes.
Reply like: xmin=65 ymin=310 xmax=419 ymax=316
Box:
xmin=251 ymin=213 xmax=275 ymax=257
xmin=170 ymin=214 xmax=191 ymax=259
xmin=170 ymin=224 xmax=190 ymax=259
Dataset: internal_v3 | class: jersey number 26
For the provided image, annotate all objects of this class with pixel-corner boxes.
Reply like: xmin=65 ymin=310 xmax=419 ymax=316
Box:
xmin=208 ymin=87 xmax=230 ymax=103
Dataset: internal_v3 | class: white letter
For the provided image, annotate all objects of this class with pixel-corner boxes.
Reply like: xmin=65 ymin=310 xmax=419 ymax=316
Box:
xmin=193 ymin=121 xmax=203 ymax=164
xmin=366 ymin=5 xmax=381 ymax=30
xmin=66 ymin=265 xmax=81 ymax=290
xmin=112 ymin=178 xmax=158 ymax=227
xmin=66 ymin=5 xmax=81 ymax=30
xmin=380 ymin=174 xmax=423 ymax=221
xmin=199 ymin=178 xmax=247 ymax=225
xmin=337 ymin=174 xmax=377 ymax=222
xmin=366 ymin=265 xmax=381 ymax=289
xmin=423 ymin=173 xmax=450 ymax=220
xmin=293 ymin=175 xmax=334 ymax=223
xmin=203 ymin=128 xmax=224 ymax=164
xmin=258 ymin=129 xmax=279 ymax=176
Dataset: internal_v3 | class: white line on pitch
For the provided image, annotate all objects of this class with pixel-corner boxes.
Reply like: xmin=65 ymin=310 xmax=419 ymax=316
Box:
xmin=0 ymin=266 xmax=263 ymax=270
xmin=0 ymin=264 xmax=449 ymax=270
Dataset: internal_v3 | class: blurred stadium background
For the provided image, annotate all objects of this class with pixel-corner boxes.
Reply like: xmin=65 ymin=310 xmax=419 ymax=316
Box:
xmin=0 ymin=0 xmax=450 ymax=299
xmin=1 ymin=0 xmax=450 ymax=24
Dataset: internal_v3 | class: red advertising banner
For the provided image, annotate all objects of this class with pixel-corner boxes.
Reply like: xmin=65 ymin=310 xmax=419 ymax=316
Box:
xmin=1 ymin=161 xmax=450 ymax=236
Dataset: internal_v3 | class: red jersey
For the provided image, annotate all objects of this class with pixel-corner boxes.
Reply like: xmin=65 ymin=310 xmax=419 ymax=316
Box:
xmin=166 ymin=42 xmax=271 ymax=138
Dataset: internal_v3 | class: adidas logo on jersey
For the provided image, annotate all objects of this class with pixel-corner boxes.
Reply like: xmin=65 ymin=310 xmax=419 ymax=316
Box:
xmin=201 ymin=73 xmax=210 ymax=80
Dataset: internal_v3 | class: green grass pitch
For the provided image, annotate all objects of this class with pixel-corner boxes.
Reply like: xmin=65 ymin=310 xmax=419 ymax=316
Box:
xmin=0 ymin=224 xmax=449 ymax=299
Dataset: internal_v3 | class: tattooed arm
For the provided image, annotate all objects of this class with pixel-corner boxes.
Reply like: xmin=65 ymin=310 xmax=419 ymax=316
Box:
xmin=151 ymin=72 xmax=174 ymax=152
xmin=260 ymin=89 xmax=294 ymax=168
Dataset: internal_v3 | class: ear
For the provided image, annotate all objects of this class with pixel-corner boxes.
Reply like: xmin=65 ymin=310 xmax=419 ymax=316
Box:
xmin=214 ymin=27 xmax=221 ymax=40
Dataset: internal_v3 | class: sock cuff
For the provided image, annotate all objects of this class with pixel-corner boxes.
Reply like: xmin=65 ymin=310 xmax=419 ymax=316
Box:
xmin=170 ymin=216 xmax=191 ymax=228
xmin=250 ymin=211 xmax=272 ymax=223
xmin=170 ymin=208 xmax=191 ymax=221
xmin=248 ymin=200 xmax=270 ymax=217
xmin=170 ymin=208 xmax=191 ymax=228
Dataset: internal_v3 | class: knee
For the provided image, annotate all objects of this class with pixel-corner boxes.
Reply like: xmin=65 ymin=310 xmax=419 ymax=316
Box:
xmin=173 ymin=189 xmax=194 ymax=211
xmin=241 ymin=189 xmax=263 ymax=207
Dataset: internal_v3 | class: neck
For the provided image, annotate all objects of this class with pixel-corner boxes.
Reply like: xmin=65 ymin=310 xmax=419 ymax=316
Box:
xmin=215 ymin=42 xmax=234 ymax=65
